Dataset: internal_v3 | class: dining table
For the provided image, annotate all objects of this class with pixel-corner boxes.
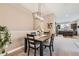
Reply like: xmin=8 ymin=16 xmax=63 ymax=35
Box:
xmin=24 ymin=34 xmax=49 ymax=56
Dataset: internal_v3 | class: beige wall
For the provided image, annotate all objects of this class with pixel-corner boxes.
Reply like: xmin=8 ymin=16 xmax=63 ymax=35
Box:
xmin=0 ymin=4 xmax=33 ymax=30
xmin=0 ymin=4 xmax=33 ymax=52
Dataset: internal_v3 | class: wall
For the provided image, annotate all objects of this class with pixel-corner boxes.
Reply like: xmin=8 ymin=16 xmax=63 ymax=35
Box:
xmin=43 ymin=14 xmax=56 ymax=34
xmin=0 ymin=4 xmax=33 ymax=30
xmin=0 ymin=4 xmax=33 ymax=52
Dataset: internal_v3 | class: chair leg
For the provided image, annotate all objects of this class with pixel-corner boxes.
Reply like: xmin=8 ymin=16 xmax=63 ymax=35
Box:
xmin=45 ymin=46 xmax=47 ymax=48
xmin=34 ymin=48 xmax=36 ymax=56
xmin=49 ymin=46 xmax=52 ymax=56
xmin=28 ymin=46 xmax=30 ymax=56
xmin=52 ymin=45 xmax=54 ymax=51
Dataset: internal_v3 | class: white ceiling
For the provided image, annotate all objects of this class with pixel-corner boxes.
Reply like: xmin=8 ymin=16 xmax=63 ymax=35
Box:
xmin=20 ymin=3 xmax=79 ymax=23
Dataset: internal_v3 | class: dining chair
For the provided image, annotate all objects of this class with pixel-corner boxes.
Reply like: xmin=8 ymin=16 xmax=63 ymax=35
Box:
xmin=27 ymin=34 xmax=40 ymax=56
xmin=43 ymin=34 xmax=54 ymax=56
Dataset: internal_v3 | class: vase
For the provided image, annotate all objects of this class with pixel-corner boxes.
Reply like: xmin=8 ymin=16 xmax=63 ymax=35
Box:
xmin=0 ymin=48 xmax=6 ymax=56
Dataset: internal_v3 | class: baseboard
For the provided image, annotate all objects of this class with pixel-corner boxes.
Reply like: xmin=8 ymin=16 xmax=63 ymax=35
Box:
xmin=7 ymin=45 xmax=24 ymax=54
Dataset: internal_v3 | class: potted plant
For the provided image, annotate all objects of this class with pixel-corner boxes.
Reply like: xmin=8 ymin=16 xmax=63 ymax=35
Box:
xmin=0 ymin=26 xmax=11 ymax=55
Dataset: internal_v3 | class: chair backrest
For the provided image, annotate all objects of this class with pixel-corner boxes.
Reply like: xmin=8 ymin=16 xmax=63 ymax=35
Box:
xmin=27 ymin=34 xmax=37 ymax=47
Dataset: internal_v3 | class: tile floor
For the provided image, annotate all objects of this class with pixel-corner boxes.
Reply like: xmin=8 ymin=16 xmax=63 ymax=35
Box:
xmin=7 ymin=47 xmax=55 ymax=56
xmin=7 ymin=35 xmax=79 ymax=56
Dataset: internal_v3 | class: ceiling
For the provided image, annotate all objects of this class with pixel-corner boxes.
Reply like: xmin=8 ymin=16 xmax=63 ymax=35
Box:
xmin=20 ymin=3 xmax=79 ymax=23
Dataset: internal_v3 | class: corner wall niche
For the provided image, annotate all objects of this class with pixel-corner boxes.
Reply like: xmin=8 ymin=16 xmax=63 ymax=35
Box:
xmin=32 ymin=12 xmax=44 ymax=32
xmin=43 ymin=14 xmax=56 ymax=34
